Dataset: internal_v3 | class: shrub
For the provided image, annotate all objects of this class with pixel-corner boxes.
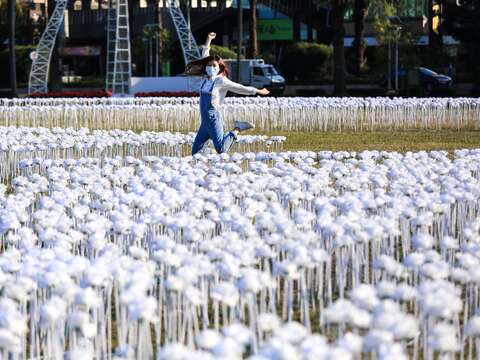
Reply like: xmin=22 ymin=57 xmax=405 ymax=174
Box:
xmin=0 ymin=45 xmax=36 ymax=87
xmin=280 ymin=42 xmax=333 ymax=83
xmin=209 ymin=45 xmax=237 ymax=59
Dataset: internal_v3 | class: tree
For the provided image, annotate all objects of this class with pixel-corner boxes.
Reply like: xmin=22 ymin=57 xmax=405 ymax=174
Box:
xmin=332 ymin=0 xmax=347 ymax=96
xmin=0 ymin=0 xmax=28 ymax=41
xmin=352 ymin=0 xmax=368 ymax=74
xmin=248 ymin=0 xmax=258 ymax=58
xmin=443 ymin=0 xmax=480 ymax=95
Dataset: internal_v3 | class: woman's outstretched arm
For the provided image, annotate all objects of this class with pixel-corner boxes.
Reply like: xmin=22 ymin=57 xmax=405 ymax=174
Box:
xmin=202 ymin=32 xmax=216 ymax=58
xmin=220 ymin=77 xmax=270 ymax=96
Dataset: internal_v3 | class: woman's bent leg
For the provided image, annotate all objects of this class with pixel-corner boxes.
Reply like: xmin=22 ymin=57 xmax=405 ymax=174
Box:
xmin=192 ymin=123 xmax=211 ymax=155
xmin=209 ymin=116 xmax=236 ymax=154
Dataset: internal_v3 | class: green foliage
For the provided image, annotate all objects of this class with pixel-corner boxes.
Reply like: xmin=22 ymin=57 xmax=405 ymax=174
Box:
xmin=0 ymin=0 xmax=30 ymax=44
xmin=370 ymin=1 xmax=421 ymax=75
xmin=136 ymin=27 xmax=172 ymax=76
xmin=0 ymin=45 xmax=36 ymax=87
xmin=373 ymin=2 xmax=399 ymax=44
xmin=281 ymin=42 xmax=333 ymax=82
xmin=141 ymin=27 xmax=172 ymax=61
xmin=209 ymin=45 xmax=237 ymax=59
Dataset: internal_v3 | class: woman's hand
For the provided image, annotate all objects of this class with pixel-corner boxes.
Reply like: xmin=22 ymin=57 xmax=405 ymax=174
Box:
xmin=257 ymin=88 xmax=270 ymax=96
xmin=205 ymin=32 xmax=216 ymax=48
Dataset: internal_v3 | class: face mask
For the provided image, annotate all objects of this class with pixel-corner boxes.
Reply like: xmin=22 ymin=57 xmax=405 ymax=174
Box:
xmin=205 ymin=66 xmax=219 ymax=77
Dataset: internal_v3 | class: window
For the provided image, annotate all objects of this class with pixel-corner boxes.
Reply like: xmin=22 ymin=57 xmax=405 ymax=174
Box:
xmin=300 ymin=23 xmax=308 ymax=41
xmin=140 ymin=0 xmax=147 ymax=8
xmin=90 ymin=0 xmax=99 ymax=10
xmin=73 ymin=0 xmax=82 ymax=10
xmin=263 ymin=66 xmax=278 ymax=76
xmin=191 ymin=0 xmax=198 ymax=7
xmin=201 ymin=0 xmax=207 ymax=7
xmin=210 ymin=1 xmax=217 ymax=7
xmin=397 ymin=0 xmax=425 ymax=17
xmin=253 ymin=67 xmax=263 ymax=76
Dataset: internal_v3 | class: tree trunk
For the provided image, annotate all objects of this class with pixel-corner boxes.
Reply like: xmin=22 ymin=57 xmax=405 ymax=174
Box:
xmin=352 ymin=0 xmax=367 ymax=75
xmin=81 ymin=0 xmax=90 ymax=10
xmin=152 ymin=0 xmax=162 ymax=75
xmin=7 ymin=0 xmax=17 ymax=98
xmin=249 ymin=0 xmax=258 ymax=58
xmin=332 ymin=0 xmax=346 ymax=96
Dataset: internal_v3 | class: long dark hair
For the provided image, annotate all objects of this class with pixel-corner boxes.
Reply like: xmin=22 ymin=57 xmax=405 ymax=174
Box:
xmin=185 ymin=55 xmax=229 ymax=77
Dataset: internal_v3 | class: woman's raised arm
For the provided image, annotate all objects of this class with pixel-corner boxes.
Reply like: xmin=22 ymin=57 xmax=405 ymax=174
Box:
xmin=202 ymin=32 xmax=216 ymax=58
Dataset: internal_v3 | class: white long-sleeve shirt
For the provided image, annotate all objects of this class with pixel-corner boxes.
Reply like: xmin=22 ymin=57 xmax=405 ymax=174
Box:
xmin=200 ymin=45 xmax=257 ymax=110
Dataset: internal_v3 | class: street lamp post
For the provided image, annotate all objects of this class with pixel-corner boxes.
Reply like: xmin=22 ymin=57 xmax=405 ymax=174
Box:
xmin=387 ymin=16 xmax=402 ymax=93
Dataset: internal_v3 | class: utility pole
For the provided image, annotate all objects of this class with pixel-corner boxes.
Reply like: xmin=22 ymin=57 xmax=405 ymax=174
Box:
xmin=237 ymin=0 xmax=243 ymax=82
xmin=7 ymin=0 xmax=17 ymax=98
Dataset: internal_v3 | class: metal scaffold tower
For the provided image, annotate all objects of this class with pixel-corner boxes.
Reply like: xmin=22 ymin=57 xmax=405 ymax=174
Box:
xmin=28 ymin=0 xmax=68 ymax=95
xmin=29 ymin=0 xmax=200 ymax=97
xmin=106 ymin=0 xmax=132 ymax=95
xmin=168 ymin=0 xmax=201 ymax=65
xmin=105 ymin=0 xmax=117 ymax=92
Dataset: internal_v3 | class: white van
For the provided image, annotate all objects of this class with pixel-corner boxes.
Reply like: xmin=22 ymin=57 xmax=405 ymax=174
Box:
xmin=224 ymin=59 xmax=285 ymax=94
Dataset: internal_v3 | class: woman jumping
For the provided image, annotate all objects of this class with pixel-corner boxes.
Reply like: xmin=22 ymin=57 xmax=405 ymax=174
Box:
xmin=185 ymin=32 xmax=270 ymax=155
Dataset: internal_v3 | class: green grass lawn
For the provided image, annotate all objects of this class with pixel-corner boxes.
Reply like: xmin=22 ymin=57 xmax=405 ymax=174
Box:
xmin=255 ymin=130 xmax=480 ymax=153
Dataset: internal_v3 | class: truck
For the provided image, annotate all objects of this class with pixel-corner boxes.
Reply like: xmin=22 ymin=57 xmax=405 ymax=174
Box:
xmin=224 ymin=59 xmax=285 ymax=94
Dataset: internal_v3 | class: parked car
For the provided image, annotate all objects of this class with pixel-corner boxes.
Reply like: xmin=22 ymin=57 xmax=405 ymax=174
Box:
xmin=417 ymin=67 xmax=453 ymax=94
xmin=381 ymin=67 xmax=453 ymax=95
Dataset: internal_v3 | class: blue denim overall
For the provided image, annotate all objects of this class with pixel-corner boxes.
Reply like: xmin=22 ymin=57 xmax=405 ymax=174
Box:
xmin=191 ymin=78 xmax=236 ymax=155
